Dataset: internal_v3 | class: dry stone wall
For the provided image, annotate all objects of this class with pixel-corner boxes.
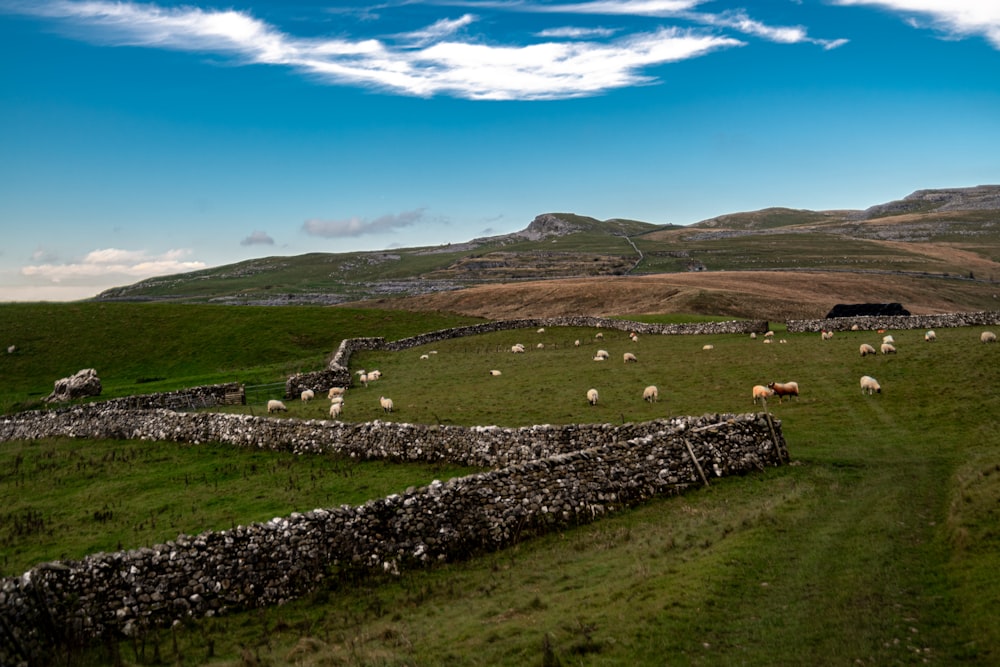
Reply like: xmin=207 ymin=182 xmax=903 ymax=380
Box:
xmin=786 ymin=310 xmax=1000 ymax=333
xmin=0 ymin=406 xmax=785 ymax=664
xmin=287 ymin=316 xmax=769 ymax=398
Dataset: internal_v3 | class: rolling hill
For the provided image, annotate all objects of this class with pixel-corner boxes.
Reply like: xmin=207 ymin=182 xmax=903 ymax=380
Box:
xmin=94 ymin=186 xmax=1000 ymax=320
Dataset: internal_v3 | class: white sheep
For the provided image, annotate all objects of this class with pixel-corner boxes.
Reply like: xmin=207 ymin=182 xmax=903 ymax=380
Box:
xmin=301 ymin=389 xmax=315 ymax=402
xmin=267 ymin=399 xmax=287 ymax=414
xmin=379 ymin=396 xmax=394 ymax=413
xmin=367 ymin=370 xmax=381 ymax=381
xmin=420 ymin=354 xmax=430 ymax=360
xmin=752 ymin=384 xmax=774 ymax=405
xmin=882 ymin=334 xmax=895 ymax=344
xmin=924 ymin=330 xmax=936 ymax=342
xmin=511 ymin=344 xmax=525 ymax=354
xmin=764 ymin=330 xmax=775 ymax=338
xmin=537 ymin=327 xmax=545 ymax=334
xmin=490 ymin=369 xmax=502 ymax=376
xmin=880 ymin=342 xmax=897 ymax=355
xmin=6 ymin=345 xmax=15 ymax=354
xmin=327 ymin=387 xmax=345 ymax=399
xmin=358 ymin=372 xmax=369 ymax=387
xmin=702 ymin=344 xmax=714 ymax=351
xmin=574 ymin=339 xmax=581 ymax=347
xmin=587 ymin=388 xmax=599 ymax=405
xmin=981 ymin=331 xmax=997 ymax=344
xmin=623 ymin=352 xmax=637 ymax=363
xmin=821 ymin=330 xmax=833 ymax=340
xmin=749 ymin=332 xmax=757 ymax=339
xmin=329 ymin=402 xmax=343 ymax=419
xmin=860 ymin=375 xmax=881 ymax=395
xmin=536 ymin=342 xmax=545 ymax=349
xmin=643 ymin=385 xmax=659 ymax=403
xmin=595 ymin=349 xmax=609 ymax=360
xmin=595 ymin=332 xmax=604 ymax=340
xmin=859 ymin=343 xmax=877 ymax=357
xmin=629 ymin=332 xmax=639 ymax=342
xmin=330 ymin=396 xmax=344 ymax=406
xmin=592 ymin=355 xmax=606 ymax=362
xmin=763 ymin=338 xmax=773 ymax=344
xmin=851 ymin=324 xmax=860 ymax=331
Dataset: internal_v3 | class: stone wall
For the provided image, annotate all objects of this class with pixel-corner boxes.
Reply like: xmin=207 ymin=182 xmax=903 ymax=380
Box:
xmin=286 ymin=316 xmax=769 ymax=398
xmin=97 ymin=382 xmax=245 ymax=411
xmin=786 ymin=310 xmax=1000 ymax=333
xmin=0 ymin=406 xmax=785 ymax=664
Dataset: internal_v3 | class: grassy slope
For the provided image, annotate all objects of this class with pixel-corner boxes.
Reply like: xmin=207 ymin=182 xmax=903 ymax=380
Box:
xmin=1 ymin=304 xmax=998 ymax=664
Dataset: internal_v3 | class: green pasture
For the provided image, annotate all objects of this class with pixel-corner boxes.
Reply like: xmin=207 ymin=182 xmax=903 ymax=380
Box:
xmin=1 ymin=303 xmax=999 ymax=665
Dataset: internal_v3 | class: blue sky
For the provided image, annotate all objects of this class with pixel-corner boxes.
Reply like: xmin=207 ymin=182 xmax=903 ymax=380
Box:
xmin=1 ymin=1 xmax=998 ymax=301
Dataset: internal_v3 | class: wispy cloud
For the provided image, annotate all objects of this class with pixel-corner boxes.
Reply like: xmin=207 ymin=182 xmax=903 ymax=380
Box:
xmin=240 ymin=230 xmax=275 ymax=246
xmin=6 ymin=0 xmax=841 ymax=100
xmin=20 ymin=248 xmax=206 ymax=282
xmin=302 ymin=209 xmax=426 ymax=238
xmin=536 ymin=26 xmax=618 ymax=39
xmin=833 ymin=1 xmax=1000 ymax=49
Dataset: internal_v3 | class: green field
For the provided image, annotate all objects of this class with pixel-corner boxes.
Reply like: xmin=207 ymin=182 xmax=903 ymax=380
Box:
xmin=1 ymin=303 xmax=999 ymax=665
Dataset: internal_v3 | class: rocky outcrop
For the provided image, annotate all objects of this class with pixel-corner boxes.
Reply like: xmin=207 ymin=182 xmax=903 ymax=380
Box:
xmin=43 ymin=368 xmax=102 ymax=403
xmin=859 ymin=185 xmax=1000 ymax=219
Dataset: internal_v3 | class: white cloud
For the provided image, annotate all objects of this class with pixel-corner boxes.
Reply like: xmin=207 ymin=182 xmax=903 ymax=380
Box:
xmin=3 ymin=0 xmax=748 ymax=99
xmin=833 ymin=1 xmax=1000 ymax=48
xmin=302 ymin=209 xmax=426 ymax=238
xmin=536 ymin=26 xmax=618 ymax=38
xmin=690 ymin=10 xmax=848 ymax=49
xmin=240 ymin=230 xmax=275 ymax=246
xmin=20 ymin=248 xmax=206 ymax=283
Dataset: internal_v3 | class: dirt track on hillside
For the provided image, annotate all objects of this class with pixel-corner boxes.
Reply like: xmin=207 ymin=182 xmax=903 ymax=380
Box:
xmin=359 ymin=271 xmax=1000 ymax=321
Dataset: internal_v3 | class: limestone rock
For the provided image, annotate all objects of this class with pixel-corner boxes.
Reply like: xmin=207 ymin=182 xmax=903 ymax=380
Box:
xmin=45 ymin=368 xmax=102 ymax=403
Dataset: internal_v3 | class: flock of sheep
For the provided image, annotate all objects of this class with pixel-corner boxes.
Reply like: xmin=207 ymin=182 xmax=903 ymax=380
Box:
xmin=263 ymin=325 xmax=997 ymax=420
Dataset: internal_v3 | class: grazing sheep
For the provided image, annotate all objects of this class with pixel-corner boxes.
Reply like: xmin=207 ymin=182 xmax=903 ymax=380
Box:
xmin=329 ymin=402 xmax=343 ymax=419
xmin=882 ymin=335 xmax=895 ymax=344
xmin=752 ymin=384 xmax=774 ymax=405
xmin=595 ymin=332 xmax=604 ymax=340
xmin=267 ymin=399 xmax=287 ymax=414
xmin=779 ymin=339 xmax=788 ymax=344
xmin=587 ymin=388 xmax=599 ymax=405
xmin=623 ymin=352 xmax=637 ymax=363
xmin=328 ymin=387 xmax=345 ymax=399
xmin=330 ymin=396 xmax=344 ymax=406
xmin=749 ymin=332 xmax=757 ymax=339
xmin=574 ymin=339 xmax=581 ymax=347
xmin=643 ymin=385 xmax=659 ymax=403
xmin=629 ymin=332 xmax=639 ymax=342
xmin=595 ymin=349 xmax=610 ymax=360
xmin=420 ymin=354 xmax=430 ymax=360
xmin=821 ymin=330 xmax=833 ymax=340
xmin=767 ymin=381 xmax=799 ymax=403
xmin=379 ymin=396 xmax=394 ymax=413
xmin=702 ymin=344 xmax=714 ymax=351
xmin=764 ymin=331 xmax=775 ymax=338
xmin=763 ymin=338 xmax=773 ymax=344
xmin=860 ymin=375 xmax=881 ymax=395
xmin=981 ymin=331 xmax=997 ymax=344
xmin=925 ymin=330 xmax=936 ymax=342
xmin=851 ymin=324 xmax=860 ymax=331
xmin=592 ymin=355 xmax=606 ymax=362
xmin=860 ymin=343 xmax=877 ymax=357
xmin=511 ymin=344 xmax=525 ymax=354
xmin=536 ymin=343 xmax=545 ymax=349
xmin=301 ymin=389 xmax=315 ymax=402
xmin=537 ymin=327 xmax=545 ymax=334
xmin=367 ymin=370 xmax=381 ymax=381
xmin=880 ymin=342 xmax=896 ymax=355
xmin=6 ymin=345 xmax=15 ymax=354
xmin=358 ymin=372 xmax=370 ymax=387
xmin=490 ymin=369 xmax=502 ymax=376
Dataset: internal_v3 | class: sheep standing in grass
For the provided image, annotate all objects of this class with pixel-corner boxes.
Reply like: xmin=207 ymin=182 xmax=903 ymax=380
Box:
xmin=767 ymin=381 xmax=799 ymax=403
xmin=301 ymin=389 xmax=315 ymax=402
xmin=587 ymin=388 xmax=599 ymax=405
xmin=860 ymin=343 xmax=877 ymax=357
xmin=752 ymin=385 xmax=774 ymax=405
xmin=328 ymin=386 xmax=345 ymax=399
xmin=643 ymin=385 xmax=659 ymax=403
xmin=880 ymin=342 xmax=896 ymax=355
xmin=329 ymin=402 xmax=343 ymax=419
xmin=821 ymin=330 xmax=833 ymax=340
xmin=925 ymin=330 xmax=936 ymax=342
xmin=511 ymin=343 xmax=525 ymax=354
xmin=267 ymin=399 xmax=287 ymax=414
xmin=379 ymin=396 xmax=394 ymax=413
xmin=860 ymin=375 xmax=881 ymax=395
xmin=623 ymin=352 xmax=637 ymax=363
xmin=982 ymin=331 xmax=997 ymax=344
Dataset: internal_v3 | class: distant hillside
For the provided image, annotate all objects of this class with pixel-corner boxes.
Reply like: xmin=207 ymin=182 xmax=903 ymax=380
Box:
xmin=94 ymin=186 xmax=1000 ymax=314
